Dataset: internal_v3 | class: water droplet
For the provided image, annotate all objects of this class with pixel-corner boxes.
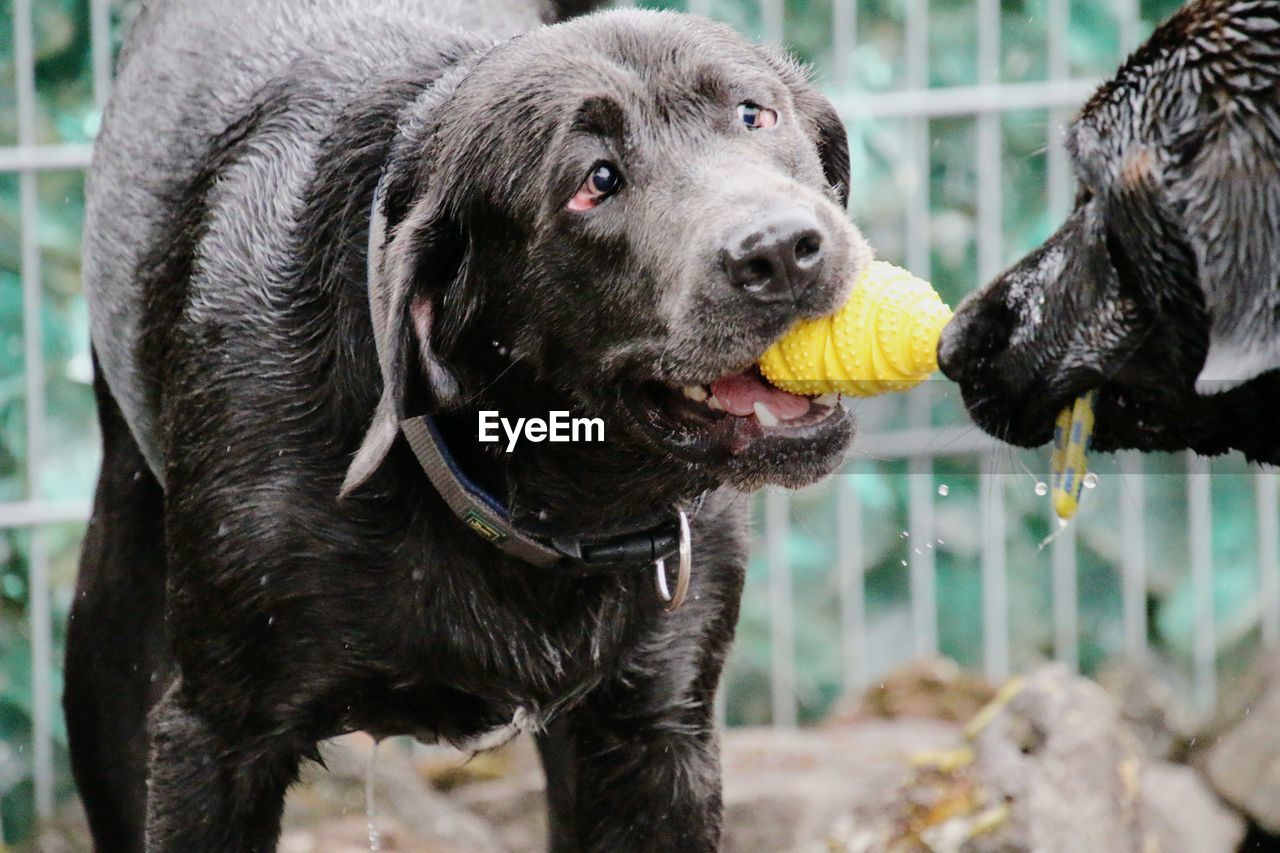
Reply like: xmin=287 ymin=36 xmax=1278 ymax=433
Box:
xmin=900 ymin=531 xmax=910 ymax=539
xmin=1034 ymin=481 xmax=1049 ymax=496
xmin=900 ymin=559 xmax=908 ymax=566
xmin=937 ymin=484 xmax=949 ymax=496
xmin=1083 ymin=472 xmax=1099 ymax=490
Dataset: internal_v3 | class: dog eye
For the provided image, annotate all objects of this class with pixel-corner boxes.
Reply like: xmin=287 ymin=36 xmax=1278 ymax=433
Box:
xmin=737 ymin=102 xmax=777 ymax=130
xmin=567 ymin=162 xmax=622 ymax=211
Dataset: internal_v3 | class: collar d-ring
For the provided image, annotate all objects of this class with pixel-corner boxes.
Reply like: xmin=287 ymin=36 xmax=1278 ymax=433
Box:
xmin=655 ymin=510 xmax=692 ymax=611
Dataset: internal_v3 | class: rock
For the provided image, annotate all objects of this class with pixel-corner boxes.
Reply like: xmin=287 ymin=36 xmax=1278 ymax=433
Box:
xmin=1202 ymin=657 xmax=1280 ymax=835
xmin=1142 ymin=761 xmax=1247 ymax=853
xmin=959 ymin=667 xmax=1151 ymax=851
xmin=825 ymin=657 xmax=998 ymax=726
xmin=278 ymin=814 xmax=460 ymax=852
xmin=722 ymin=719 xmax=964 ymax=852
xmin=1097 ymin=660 xmax=1198 ymax=761
xmin=811 ymin=665 xmax=1243 ymax=853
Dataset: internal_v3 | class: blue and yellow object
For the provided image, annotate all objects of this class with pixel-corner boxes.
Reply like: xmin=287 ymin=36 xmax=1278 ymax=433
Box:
xmin=1049 ymin=391 xmax=1097 ymax=520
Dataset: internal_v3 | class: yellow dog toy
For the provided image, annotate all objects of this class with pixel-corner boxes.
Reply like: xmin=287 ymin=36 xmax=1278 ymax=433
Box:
xmin=1049 ymin=391 xmax=1097 ymax=520
xmin=758 ymin=261 xmax=953 ymax=397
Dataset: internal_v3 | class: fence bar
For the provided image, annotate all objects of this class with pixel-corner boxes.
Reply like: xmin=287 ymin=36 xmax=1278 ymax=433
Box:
xmin=1187 ymin=454 xmax=1216 ymax=710
xmin=832 ymin=0 xmax=855 ymax=90
xmin=904 ymin=0 xmax=929 ymax=277
xmin=975 ymin=0 xmax=1001 ymax=277
xmin=0 ymin=500 xmax=90 ymax=530
xmin=766 ymin=489 xmax=797 ymax=726
xmin=981 ymin=469 xmax=1010 ymax=681
xmin=14 ymin=0 xmax=55 ymax=820
xmin=0 ymin=143 xmax=96 ymax=173
xmin=830 ymin=79 xmax=1097 ymax=121
xmin=1257 ymin=469 xmax=1280 ymax=646
xmin=1050 ymin=513 xmax=1079 ymax=671
xmin=1046 ymin=0 xmax=1072 ymax=219
xmin=1115 ymin=0 xmax=1142 ymax=54
xmin=907 ymin=389 xmax=937 ymax=658
xmin=90 ymin=0 xmax=113 ymax=109
xmin=760 ymin=0 xmax=784 ymax=44
xmin=1120 ymin=452 xmax=1147 ymax=659
xmin=837 ymin=473 xmax=866 ymax=691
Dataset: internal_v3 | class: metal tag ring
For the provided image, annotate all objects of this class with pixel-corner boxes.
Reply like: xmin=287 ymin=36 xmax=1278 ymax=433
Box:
xmin=655 ymin=510 xmax=692 ymax=612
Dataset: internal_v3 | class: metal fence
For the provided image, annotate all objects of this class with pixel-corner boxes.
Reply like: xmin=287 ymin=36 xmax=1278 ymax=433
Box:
xmin=3 ymin=0 xmax=1275 ymax=833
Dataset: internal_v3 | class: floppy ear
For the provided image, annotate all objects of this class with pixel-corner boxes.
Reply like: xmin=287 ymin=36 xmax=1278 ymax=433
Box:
xmin=341 ymin=189 xmax=466 ymax=495
xmin=794 ymin=88 xmax=851 ymax=209
xmin=764 ymin=49 xmax=851 ymax=208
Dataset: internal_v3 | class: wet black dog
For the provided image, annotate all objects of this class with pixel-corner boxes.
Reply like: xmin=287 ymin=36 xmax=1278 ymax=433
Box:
xmin=65 ymin=0 xmax=867 ymax=850
xmin=939 ymin=0 xmax=1280 ymax=460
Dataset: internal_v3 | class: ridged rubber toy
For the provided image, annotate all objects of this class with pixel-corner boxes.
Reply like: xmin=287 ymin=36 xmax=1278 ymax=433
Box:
xmin=758 ymin=261 xmax=953 ymax=397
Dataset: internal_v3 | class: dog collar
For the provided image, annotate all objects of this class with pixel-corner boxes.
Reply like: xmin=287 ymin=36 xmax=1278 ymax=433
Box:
xmin=368 ymin=176 xmax=695 ymax=602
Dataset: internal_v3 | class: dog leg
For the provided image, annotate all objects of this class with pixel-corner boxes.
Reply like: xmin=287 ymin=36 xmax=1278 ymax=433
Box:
xmin=144 ymin=683 xmax=301 ymax=852
xmin=542 ymin=677 xmax=724 ymax=852
xmin=64 ymin=362 xmax=171 ymax=852
xmin=536 ymin=716 xmax=579 ymax=853
xmin=539 ymin=562 xmax=741 ymax=853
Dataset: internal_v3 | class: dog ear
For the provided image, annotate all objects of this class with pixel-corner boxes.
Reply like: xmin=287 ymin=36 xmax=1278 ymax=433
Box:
xmin=342 ymin=190 xmax=466 ymax=495
xmin=765 ymin=49 xmax=851 ymax=208
xmin=796 ymin=88 xmax=851 ymax=209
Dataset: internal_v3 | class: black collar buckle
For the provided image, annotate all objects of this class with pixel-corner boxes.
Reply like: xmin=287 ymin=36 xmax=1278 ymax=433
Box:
xmin=551 ymin=521 xmax=681 ymax=573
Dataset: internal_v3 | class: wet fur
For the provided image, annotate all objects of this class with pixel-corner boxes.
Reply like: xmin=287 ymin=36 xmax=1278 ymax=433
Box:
xmin=938 ymin=0 xmax=1280 ymax=459
xmin=67 ymin=1 xmax=859 ymax=850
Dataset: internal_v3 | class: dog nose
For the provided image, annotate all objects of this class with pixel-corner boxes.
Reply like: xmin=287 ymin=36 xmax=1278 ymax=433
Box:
xmin=937 ymin=297 xmax=1015 ymax=382
xmin=723 ymin=211 xmax=826 ymax=302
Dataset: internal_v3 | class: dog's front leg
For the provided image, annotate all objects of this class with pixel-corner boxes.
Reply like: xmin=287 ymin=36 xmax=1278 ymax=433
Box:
xmin=538 ymin=558 xmax=742 ymax=853
xmin=539 ymin=658 xmax=725 ymax=852
xmin=144 ymin=682 xmax=301 ymax=852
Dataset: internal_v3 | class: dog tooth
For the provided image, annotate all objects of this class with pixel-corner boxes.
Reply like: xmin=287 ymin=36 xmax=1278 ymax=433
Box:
xmin=682 ymin=385 xmax=709 ymax=402
xmin=753 ymin=401 xmax=780 ymax=428
xmin=707 ymin=395 xmax=725 ymax=411
xmin=814 ymin=392 xmax=839 ymax=407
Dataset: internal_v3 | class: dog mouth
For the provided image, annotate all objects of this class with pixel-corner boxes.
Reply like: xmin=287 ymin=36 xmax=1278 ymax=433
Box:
xmin=625 ymin=365 xmax=849 ymax=459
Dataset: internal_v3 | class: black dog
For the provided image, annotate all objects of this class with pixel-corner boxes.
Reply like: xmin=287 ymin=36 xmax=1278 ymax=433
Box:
xmin=65 ymin=0 xmax=868 ymax=849
xmin=939 ymin=0 xmax=1280 ymax=460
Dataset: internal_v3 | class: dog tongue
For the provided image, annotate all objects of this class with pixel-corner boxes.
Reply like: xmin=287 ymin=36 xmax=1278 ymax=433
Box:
xmin=710 ymin=371 xmax=811 ymax=420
